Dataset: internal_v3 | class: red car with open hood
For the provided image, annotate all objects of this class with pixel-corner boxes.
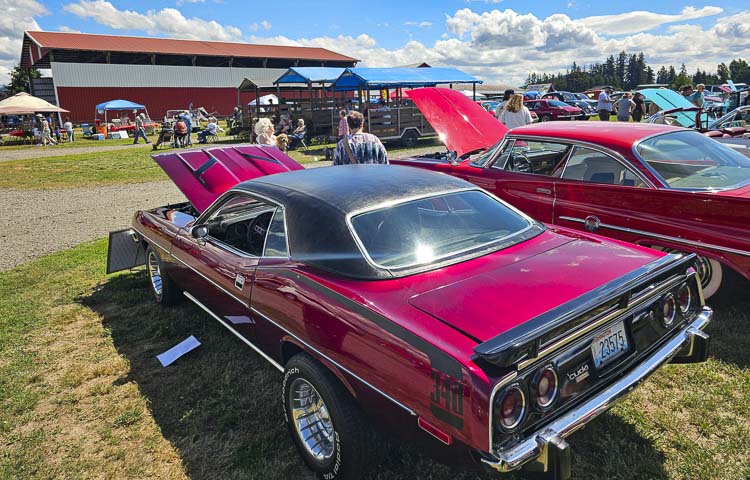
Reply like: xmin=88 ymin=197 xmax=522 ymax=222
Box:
xmin=392 ymin=87 xmax=750 ymax=299
xmin=107 ymin=145 xmax=710 ymax=479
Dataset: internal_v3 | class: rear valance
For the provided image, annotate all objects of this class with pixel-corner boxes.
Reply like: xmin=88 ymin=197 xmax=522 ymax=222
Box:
xmin=473 ymin=253 xmax=697 ymax=368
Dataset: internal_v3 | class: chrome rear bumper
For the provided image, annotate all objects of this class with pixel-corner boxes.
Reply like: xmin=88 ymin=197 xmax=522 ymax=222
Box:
xmin=482 ymin=307 xmax=711 ymax=477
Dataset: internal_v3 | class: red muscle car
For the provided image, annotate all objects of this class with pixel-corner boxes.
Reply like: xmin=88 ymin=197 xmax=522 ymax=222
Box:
xmin=107 ymin=146 xmax=710 ymax=479
xmin=392 ymin=87 xmax=750 ymax=299
xmin=524 ymin=98 xmax=585 ymax=122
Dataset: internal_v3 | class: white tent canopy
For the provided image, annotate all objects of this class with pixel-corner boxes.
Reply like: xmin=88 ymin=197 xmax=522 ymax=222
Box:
xmin=0 ymin=92 xmax=69 ymax=115
xmin=248 ymin=94 xmax=279 ymax=106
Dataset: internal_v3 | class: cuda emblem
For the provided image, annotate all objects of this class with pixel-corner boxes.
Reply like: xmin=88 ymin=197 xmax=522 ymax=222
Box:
xmin=566 ymin=363 xmax=590 ymax=383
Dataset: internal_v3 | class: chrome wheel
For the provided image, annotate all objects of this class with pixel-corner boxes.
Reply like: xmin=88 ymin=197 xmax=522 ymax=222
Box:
xmin=694 ymin=255 xmax=713 ymax=289
xmin=147 ymin=251 xmax=163 ymax=297
xmin=290 ymin=378 xmax=335 ymax=461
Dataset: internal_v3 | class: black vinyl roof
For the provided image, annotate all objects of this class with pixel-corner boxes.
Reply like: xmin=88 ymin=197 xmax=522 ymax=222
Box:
xmin=236 ymin=165 xmax=477 ymax=279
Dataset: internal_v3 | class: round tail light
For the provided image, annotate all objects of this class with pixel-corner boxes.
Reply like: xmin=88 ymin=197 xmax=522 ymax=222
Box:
xmin=496 ymin=386 xmax=526 ymax=431
xmin=677 ymin=284 xmax=692 ymax=314
xmin=662 ymin=294 xmax=676 ymax=326
xmin=535 ymin=367 xmax=559 ymax=409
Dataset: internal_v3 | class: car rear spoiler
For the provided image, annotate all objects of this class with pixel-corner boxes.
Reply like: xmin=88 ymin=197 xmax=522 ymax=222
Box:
xmin=472 ymin=253 xmax=697 ymax=368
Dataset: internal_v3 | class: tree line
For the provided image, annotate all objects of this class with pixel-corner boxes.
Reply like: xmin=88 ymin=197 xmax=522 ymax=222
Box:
xmin=526 ymin=53 xmax=750 ymax=92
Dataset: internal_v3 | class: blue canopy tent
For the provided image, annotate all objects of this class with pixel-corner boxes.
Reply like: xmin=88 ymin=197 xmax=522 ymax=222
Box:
xmin=331 ymin=67 xmax=482 ymax=103
xmin=95 ymin=99 xmax=150 ymax=135
xmin=274 ymin=67 xmax=347 ymax=86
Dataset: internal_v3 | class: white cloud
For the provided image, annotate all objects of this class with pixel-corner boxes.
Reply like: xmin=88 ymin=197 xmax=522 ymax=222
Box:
xmin=176 ymin=0 xmax=205 ymax=6
xmin=578 ymin=6 xmax=723 ymax=35
xmin=249 ymin=20 xmax=272 ymax=32
xmin=57 ymin=26 xmax=82 ymax=33
xmin=0 ymin=0 xmax=47 ymax=84
xmin=404 ymin=21 xmax=433 ymax=28
xmin=64 ymin=0 xmax=242 ymax=42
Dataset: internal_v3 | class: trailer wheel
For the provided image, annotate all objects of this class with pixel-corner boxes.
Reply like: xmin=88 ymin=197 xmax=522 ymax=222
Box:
xmin=401 ymin=130 xmax=419 ymax=148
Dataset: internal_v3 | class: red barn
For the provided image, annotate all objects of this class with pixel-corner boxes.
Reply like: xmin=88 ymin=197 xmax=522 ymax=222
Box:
xmin=20 ymin=31 xmax=358 ymax=122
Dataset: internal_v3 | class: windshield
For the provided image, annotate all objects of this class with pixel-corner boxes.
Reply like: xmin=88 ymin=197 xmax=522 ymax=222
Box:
xmin=635 ymin=130 xmax=750 ymax=190
xmin=350 ymin=190 xmax=535 ymax=269
xmin=573 ymin=93 xmax=590 ymax=100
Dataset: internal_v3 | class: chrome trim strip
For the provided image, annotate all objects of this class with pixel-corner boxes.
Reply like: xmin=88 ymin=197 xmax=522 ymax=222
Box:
xmin=249 ymin=306 xmax=417 ymax=416
xmin=183 ymin=291 xmax=284 ymax=372
xmin=169 ymin=253 xmax=247 ymax=307
xmin=483 ymin=309 xmax=711 ymax=472
xmin=558 ymin=216 xmax=750 ymax=258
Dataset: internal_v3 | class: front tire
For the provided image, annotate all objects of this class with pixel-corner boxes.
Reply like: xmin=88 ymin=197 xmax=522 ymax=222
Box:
xmin=283 ymin=353 xmax=373 ymax=479
xmin=540 ymin=115 xmax=552 ymax=122
xmin=145 ymin=246 xmax=180 ymax=305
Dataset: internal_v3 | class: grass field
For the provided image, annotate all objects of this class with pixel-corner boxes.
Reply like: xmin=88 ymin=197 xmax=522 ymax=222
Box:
xmin=0 ymin=136 xmax=443 ymax=190
xmin=1 ymin=239 xmax=749 ymax=480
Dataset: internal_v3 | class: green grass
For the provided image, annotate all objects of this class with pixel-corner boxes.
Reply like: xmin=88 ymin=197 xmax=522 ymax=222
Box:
xmin=0 ymin=137 xmax=441 ymax=190
xmin=1 ymin=240 xmax=749 ymax=479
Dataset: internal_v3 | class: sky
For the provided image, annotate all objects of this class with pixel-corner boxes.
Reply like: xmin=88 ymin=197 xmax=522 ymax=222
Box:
xmin=1 ymin=0 xmax=749 ymax=85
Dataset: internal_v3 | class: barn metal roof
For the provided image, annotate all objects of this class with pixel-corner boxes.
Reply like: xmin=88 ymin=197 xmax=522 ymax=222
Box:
xmin=21 ymin=31 xmax=358 ymax=68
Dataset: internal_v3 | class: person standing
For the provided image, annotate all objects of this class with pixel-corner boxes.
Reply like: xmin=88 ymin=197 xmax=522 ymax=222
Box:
xmin=597 ymin=87 xmax=614 ymax=121
xmin=63 ymin=117 xmax=74 ymax=142
xmin=133 ymin=113 xmax=149 ymax=144
xmin=688 ymin=84 xmax=705 ymax=108
xmin=495 ymin=89 xmax=515 ymax=119
xmin=40 ymin=115 xmax=56 ymax=145
xmin=615 ymin=93 xmax=635 ymax=122
xmin=497 ymin=94 xmax=532 ymax=129
xmin=337 ymin=109 xmax=349 ymax=140
xmin=333 ymin=111 xmax=388 ymax=165
xmin=632 ymin=92 xmax=645 ymax=122
xmin=181 ymin=111 xmax=193 ymax=146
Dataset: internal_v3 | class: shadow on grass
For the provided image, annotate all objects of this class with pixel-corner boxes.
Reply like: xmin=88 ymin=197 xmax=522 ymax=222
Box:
xmin=80 ymin=272 xmax=668 ymax=480
xmin=703 ymin=270 xmax=750 ymax=369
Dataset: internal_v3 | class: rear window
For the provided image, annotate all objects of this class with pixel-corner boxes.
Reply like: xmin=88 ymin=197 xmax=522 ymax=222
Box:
xmin=350 ymin=190 xmax=534 ymax=269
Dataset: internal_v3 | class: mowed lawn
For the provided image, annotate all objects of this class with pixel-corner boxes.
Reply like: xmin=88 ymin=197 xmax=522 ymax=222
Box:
xmin=1 ymin=240 xmax=749 ymax=479
xmin=0 ymin=141 xmax=321 ymax=190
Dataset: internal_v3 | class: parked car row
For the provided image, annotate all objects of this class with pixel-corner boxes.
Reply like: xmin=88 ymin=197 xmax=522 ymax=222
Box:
xmin=106 ymin=87 xmax=750 ymax=480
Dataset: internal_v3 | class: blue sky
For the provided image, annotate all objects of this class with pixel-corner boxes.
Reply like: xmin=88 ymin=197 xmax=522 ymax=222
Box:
xmin=2 ymin=0 xmax=749 ymax=84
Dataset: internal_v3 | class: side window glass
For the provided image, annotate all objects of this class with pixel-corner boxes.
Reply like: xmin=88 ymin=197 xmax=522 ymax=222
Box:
xmin=263 ymin=207 xmax=289 ymax=257
xmin=501 ymin=140 xmax=570 ymax=176
xmin=205 ymin=194 xmax=276 ymax=256
xmin=561 ymin=147 xmax=646 ymax=187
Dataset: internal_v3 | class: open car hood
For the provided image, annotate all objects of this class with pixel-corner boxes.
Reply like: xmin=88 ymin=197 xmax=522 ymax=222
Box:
xmin=152 ymin=145 xmax=304 ymax=213
xmin=640 ymin=88 xmax=699 ymax=128
xmin=408 ymin=87 xmax=508 ymax=157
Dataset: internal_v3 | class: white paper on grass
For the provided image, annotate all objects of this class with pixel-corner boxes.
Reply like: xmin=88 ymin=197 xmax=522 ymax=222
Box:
xmin=157 ymin=335 xmax=201 ymax=367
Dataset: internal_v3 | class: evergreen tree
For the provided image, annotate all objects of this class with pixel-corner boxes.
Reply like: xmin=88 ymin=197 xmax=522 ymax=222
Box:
xmin=5 ymin=64 xmax=40 ymax=95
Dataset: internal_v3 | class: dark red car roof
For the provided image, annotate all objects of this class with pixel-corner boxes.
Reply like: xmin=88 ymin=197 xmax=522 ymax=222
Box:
xmin=509 ymin=121 xmax=685 ymax=154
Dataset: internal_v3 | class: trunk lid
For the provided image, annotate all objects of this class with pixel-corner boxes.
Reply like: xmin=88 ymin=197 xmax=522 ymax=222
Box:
xmin=407 ymin=87 xmax=508 ymax=157
xmin=152 ymin=145 xmax=304 ymax=213
xmin=407 ymin=229 xmax=660 ymax=342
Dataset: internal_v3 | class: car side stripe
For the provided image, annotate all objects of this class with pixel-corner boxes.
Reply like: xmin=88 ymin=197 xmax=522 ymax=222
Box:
xmin=558 ymin=216 xmax=750 ymax=258
xmin=265 ymin=268 xmax=464 ymax=380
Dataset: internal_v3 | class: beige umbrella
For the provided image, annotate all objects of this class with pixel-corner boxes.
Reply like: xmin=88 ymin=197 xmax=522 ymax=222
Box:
xmin=0 ymin=92 xmax=69 ymax=115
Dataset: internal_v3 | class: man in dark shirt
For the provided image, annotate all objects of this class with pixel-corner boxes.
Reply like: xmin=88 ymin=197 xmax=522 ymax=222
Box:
xmin=333 ymin=112 xmax=388 ymax=165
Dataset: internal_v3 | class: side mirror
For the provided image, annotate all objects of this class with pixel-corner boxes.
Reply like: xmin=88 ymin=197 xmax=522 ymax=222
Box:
xmin=447 ymin=150 xmax=459 ymax=166
xmin=191 ymin=224 xmax=209 ymax=240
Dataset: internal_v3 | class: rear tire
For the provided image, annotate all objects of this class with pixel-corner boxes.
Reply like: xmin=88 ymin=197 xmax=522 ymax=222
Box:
xmin=695 ymin=255 xmax=723 ymax=299
xmin=145 ymin=246 xmax=180 ymax=306
xmin=283 ymin=353 xmax=374 ymax=479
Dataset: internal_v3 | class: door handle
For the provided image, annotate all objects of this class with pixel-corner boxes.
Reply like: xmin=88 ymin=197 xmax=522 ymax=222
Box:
xmin=536 ymin=188 xmax=552 ymax=195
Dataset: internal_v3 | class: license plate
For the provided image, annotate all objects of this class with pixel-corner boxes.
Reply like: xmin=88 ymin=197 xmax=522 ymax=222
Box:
xmin=591 ymin=321 xmax=629 ymax=368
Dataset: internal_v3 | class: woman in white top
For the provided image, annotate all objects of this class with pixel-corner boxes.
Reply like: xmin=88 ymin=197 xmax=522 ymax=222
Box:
xmin=63 ymin=117 xmax=74 ymax=142
xmin=497 ymin=94 xmax=532 ymax=129
xmin=254 ymin=118 xmax=276 ymax=145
